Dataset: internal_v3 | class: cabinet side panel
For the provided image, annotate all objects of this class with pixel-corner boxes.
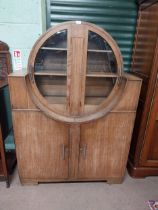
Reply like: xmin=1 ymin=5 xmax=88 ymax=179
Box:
xmin=79 ymin=113 xmax=135 ymax=179
xmin=12 ymin=111 xmax=69 ymax=181
xmin=114 ymin=80 xmax=142 ymax=111
xmin=8 ymin=76 xmax=28 ymax=109
xmin=129 ymin=3 xmax=158 ymax=167
xmin=140 ymin=80 xmax=158 ymax=166
xmin=8 ymin=76 xmax=38 ymax=109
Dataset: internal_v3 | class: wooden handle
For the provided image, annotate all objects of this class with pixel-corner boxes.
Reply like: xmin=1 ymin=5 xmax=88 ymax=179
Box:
xmin=80 ymin=145 xmax=87 ymax=158
xmin=61 ymin=144 xmax=69 ymax=160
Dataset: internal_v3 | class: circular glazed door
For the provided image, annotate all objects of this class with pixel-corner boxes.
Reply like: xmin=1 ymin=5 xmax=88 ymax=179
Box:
xmin=27 ymin=21 xmax=126 ymax=123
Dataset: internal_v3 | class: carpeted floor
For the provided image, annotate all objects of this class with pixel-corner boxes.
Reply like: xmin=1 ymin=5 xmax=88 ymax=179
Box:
xmin=0 ymin=168 xmax=158 ymax=210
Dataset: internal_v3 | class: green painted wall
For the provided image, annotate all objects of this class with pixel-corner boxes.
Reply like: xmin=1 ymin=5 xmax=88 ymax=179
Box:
xmin=0 ymin=0 xmax=46 ymax=148
xmin=47 ymin=0 xmax=138 ymax=72
xmin=0 ymin=0 xmax=46 ymax=71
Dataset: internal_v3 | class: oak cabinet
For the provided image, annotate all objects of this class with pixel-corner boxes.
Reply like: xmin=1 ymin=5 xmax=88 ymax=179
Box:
xmin=8 ymin=21 xmax=141 ymax=184
xmin=128 ymin=0 xmax=158 ymax=177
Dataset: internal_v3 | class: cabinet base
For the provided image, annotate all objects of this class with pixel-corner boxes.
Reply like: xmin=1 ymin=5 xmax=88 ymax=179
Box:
xmin=20 ymin=179 xmax=38 ymax=186
xmin=107 ymin=177 xmax=124 ymax=184
xmin=20 ymin=177 xmax=124 ymax=185
xmin=127 ymin=160 xmax=158 ymax=178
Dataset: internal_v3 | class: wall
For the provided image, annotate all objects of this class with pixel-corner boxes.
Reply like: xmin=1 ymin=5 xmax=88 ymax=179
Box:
xmin=0 ymin=0 xmax=46 ymax=71
xmin=47 ymin=0 xmax=138 ymax=72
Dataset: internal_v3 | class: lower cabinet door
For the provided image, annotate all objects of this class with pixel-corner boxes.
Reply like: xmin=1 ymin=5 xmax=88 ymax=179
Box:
xmin=78 ymin=114 xmax=135 ymax=180
xmin=13 ymin=111 xmax=69 ymax=181
xmin=78 ymin=119 xmax=110 ymax=180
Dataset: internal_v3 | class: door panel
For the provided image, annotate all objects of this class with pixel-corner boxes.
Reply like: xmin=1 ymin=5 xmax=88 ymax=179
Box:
xmin=78 ymin=113 xmax=135 ymax=179
xmin=13 ymin=111 xmax=69 ymax=180
xmin=141 ymin=79 xmax=158 ymax=166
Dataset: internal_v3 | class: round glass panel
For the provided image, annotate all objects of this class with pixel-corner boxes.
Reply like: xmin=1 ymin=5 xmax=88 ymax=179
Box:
xmin=27 ymin=21 xmax=125 ymax=123
xmin=34 ymin=30 xmax=67 ymax=110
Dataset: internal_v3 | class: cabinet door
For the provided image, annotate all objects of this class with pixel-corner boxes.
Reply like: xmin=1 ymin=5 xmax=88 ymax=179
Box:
xmin=141 ymin=79 xmax=158 ymax=166
xmin=78 ymin=113 xmax=135 ymax=179
xmin=13 ymin=111 xmax=69 ymax=181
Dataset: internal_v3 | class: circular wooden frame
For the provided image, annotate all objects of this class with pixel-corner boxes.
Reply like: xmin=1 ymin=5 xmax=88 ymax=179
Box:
xmin=26 ymin=21 xmax=127 ymax=123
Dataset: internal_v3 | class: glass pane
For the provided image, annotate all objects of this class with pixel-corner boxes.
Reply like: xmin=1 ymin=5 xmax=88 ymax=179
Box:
xmin=87 ymin=31 xmax=117 ymax=73
xmin=35 ymin=76 xmax=67 ymax=104
xmin=44 ymin=29 xmax=67 ymax=48
xmin=85 ymin=77 xmax=116 ymax=105
xmin=34 ymin=29 xmax=67 ymax=73
xmin=34 ymin=29 xmax=67 ymax=108
xmin=34 ymin=50 xmax=67 ymax=73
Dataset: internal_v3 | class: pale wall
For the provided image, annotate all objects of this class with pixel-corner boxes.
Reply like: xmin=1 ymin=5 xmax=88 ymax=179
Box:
xmin=0 ymin=0 xmax=46 ymax=71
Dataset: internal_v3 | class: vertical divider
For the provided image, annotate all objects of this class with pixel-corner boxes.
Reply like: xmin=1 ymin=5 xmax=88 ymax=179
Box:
xmin=67 ymin=24 xmax=88 ymax=115
xmin=68 ymin=124 xmax=80 ymax=179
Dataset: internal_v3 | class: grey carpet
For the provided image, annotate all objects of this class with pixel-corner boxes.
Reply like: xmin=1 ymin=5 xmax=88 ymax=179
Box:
xmin=0 ymin=169 xmax=158 ymax=210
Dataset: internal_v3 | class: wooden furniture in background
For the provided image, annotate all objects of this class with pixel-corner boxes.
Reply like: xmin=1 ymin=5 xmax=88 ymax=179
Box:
xmin=9 ymin=21 xmax=142 ymax=185
xmin=128 ymin=0 xmax=158 ymax=178
xmin=0 ymin=41 xmax=16 ymax=187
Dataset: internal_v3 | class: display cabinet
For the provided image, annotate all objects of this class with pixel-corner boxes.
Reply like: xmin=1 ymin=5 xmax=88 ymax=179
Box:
xmin=8 ymin=21 xmax=142 ymax=184
xmin=128 ymin=0 xmax=158 ymax=178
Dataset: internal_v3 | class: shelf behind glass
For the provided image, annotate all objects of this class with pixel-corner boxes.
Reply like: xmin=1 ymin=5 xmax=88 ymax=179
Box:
xmin=87 ymin=51 xmax=117 ymax=73
xmin=87 ymin=30 xmax=117 ymax=73
xmin=41 ymin=47 xmax=67 ymax=51
xmin=85 ymin=77 xmax=116 ymax=105
xmin=43 ymin=29 xmax=67 ymax=49
xmin=35 ymin=75 xmax=67 ymax=105
xmin=35 ymin=50 xmax=67 ymax=72
xmin=86 ymin=71 xmax=118 ymax=77
xmin=34 ymin=70 xmax=67 ymax=76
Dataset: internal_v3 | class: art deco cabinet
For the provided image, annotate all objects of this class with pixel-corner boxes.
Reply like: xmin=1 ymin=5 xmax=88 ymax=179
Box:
xmin=128 ymin=0 xmax=158 ymax=177
xmin=8 ymin=21 xmax=141 ymax=184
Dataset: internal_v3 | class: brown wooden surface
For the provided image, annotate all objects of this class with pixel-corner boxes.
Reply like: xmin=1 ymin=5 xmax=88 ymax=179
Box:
xmin=68 ymin=124 xmax=80 ymax=179
xmin=78 ymin=113 xmax=135 ymax=179
xmin=128 ymin=1 xmax=158 ymax=178
xmin=140 ymin=78 xmax=158 ymax=165
xmin=9 ymin=74 xmax=141 ymax=183
xmin=0 ymin=41 xmax=12 ymax=88
xmin=8 ymin=74 xmax=37 ymax=110
xmin=68 ymin=24 xmax=87 ymax=115
xmin=8 ymin=21 xmax=142 ymax=184
xmin=13 ymin=111 xmax=69 ymax=180
xmin=127 ymin=160 xmax=158 ymax=178
xmin=26 ymin=21 xmax=126 ymax=123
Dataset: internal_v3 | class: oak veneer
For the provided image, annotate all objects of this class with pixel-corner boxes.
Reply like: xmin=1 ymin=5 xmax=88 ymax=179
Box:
xmin=8 ymin=21 xmax=141 ymax=184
